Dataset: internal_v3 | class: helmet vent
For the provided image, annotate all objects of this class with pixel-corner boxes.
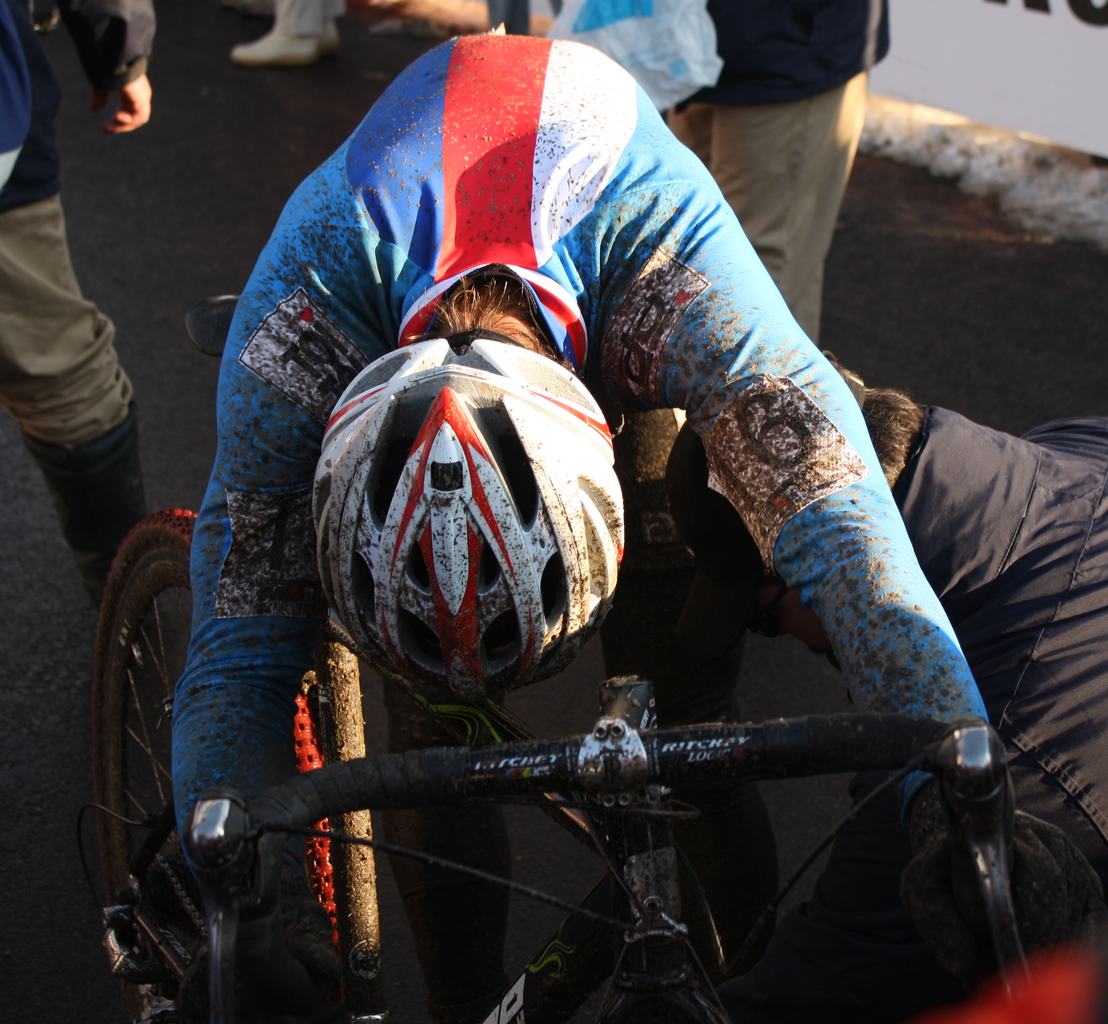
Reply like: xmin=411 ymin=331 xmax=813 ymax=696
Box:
xmin=479 ymin=541 xmax=501 ymax=588
xmin=541 ymin=552 xmax=566 ymax=622
xmin=351 ymin=550 xmax=376 ymax=627
xmin=399 ymin=610 xmax=443 ymax=668
xmin=407 ymin=543 xmax=431 ymax=590
xmin=431 ymin=461 xmax=463 ymax=491
xmin=497 ymin=432 xmax=538 ymax=525
xmin=315 ymin=474 xmax=331 ymax=519
xmin=372 ymin=436 xmax=414 ymax=522
xmin=483 ymin=611 xmax=520 ymax=665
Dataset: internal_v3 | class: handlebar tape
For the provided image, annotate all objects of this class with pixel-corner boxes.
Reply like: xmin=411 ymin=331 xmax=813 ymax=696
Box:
xmin=251 ymin=747 xmax=470 ymax=835
xmin=732 ymin=714 xmax=953 ymax=778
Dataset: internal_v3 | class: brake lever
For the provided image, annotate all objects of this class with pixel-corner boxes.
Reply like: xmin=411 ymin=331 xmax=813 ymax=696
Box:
xmin=183 ymin=793 xmax=256 ymax=1024
xmin=924 ymin=723 xmax=1030 ymax=996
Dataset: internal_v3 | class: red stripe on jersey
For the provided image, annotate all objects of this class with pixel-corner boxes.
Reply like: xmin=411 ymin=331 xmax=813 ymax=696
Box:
xmin=436 ymin=35 xmax=553 ymax=281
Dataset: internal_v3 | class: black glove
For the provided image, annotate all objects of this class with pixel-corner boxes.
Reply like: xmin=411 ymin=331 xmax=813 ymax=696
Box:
xmin=177 ymin=866 xmax=341 ymax=1024
xmin=901 ymin=780 xmax=1107 ymax=984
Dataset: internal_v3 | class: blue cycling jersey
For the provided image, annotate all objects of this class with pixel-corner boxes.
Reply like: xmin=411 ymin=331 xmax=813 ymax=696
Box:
xmin=173 ymin=34 xmax=984 ymax=823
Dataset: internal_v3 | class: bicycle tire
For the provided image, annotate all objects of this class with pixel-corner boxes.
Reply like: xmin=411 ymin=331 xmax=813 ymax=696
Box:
xmin=91 ymin=509 xmax=385 ymax=1020
xmin=91 ymin=508 xmax=200 ymax=1019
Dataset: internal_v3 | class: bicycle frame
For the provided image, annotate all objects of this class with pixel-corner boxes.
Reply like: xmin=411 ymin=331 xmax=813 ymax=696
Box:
xmin=185 ymin=705 xmax=1029 ymax=1024
xmin=90 ymin=504 xmax=1027 ymax=1022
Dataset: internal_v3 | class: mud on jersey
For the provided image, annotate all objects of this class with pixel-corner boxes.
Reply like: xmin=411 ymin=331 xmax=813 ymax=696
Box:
xmin=174 ymin=34 xmax=984 ymax=820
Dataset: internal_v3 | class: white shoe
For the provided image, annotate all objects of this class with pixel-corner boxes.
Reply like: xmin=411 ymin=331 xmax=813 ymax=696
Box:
xmin=230 ymin=22 xmax=340 ymax=66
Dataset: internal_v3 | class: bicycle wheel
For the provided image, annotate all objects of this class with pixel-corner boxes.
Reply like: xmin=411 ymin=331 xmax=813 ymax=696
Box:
xmin=91 ymin=510 xmax=385 ymax=1020
xmin=92 ymin=509 xmax=200 ymax=1019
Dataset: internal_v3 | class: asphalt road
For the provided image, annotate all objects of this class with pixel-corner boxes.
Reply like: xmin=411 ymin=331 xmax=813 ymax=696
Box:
xmin=1 ymin=5 xmax=1106 ymax=1023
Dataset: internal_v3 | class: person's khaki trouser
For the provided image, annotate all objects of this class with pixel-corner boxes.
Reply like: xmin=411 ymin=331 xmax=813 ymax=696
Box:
xmin=0 ymin=193 xmax=133 ymax=446
xmin=669 ymin=71 xmax=869 ymax=341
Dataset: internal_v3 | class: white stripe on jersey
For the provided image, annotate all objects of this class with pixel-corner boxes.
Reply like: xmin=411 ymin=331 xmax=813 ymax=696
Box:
xmin=531 ymin=40 xmax=639 ymax=266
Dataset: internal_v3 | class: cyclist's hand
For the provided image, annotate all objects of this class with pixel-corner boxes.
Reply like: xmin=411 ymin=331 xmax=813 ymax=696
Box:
xmin=278 ymin=886 xmax=341 ymax=1000
xmin=177 ymin=886 xmax=340 ymax=1023
xmin=901 ymin=780 xmax=1107 ymax=983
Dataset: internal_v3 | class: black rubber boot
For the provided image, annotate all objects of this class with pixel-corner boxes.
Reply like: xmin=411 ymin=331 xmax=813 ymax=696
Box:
xmin=22 ymin=405 xmax=147 ymax=604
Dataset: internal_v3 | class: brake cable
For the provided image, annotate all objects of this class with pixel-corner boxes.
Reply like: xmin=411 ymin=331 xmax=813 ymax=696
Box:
xmin=268 ymin=823 xmax=640 ymax=934
xmin=731 ymin=755 xmax=926 ymax=970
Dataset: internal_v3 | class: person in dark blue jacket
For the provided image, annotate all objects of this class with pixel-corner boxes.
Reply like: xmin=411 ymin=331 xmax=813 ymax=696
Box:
xmin=0 ymin=0 xmax=154 ymax=601
xmin=669 ymin=1 xmax=889 ymax=340
xmin=669 ymin=367 xmax=1108 ymax=1022
xmin=0 ymin=0 xmax=30 ymax=189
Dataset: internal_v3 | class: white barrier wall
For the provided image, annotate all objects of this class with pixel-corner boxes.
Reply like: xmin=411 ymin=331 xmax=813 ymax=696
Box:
xmin=870 ymin=0 xmax=1108 ymax=158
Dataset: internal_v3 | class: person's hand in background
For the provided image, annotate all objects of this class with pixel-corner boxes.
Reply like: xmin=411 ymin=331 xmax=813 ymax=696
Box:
xmin=92 ymin=72 xmax=152 ymax=134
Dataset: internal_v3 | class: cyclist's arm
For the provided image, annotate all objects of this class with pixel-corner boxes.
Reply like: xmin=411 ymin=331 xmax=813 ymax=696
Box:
xmin=590 ymin=154 xmax=985 ymax=726
xmin=173 ymin=144 xmax=405 ymax=832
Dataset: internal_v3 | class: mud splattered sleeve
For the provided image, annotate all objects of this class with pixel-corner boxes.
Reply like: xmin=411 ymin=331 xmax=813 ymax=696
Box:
xmin=591 ymin=160 xmax=986 ymax=730
xmin=171 ymin=143 xmax=410 ymax=831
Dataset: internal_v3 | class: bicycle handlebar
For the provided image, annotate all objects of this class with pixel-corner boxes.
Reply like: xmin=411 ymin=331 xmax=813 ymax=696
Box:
xmin=185 ymin=711 xmax=1028 ymax=1022
xmin=243 ymin=712 xmax=955 ymax=839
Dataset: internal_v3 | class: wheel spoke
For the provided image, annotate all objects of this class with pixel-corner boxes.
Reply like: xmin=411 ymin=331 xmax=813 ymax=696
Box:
xmin=122 ymin=781 xmax=149 ymax=818
xmin=126 ymin=666 xmax=170 ymax=802
xmin=138 ymin=586 xmax=190 ymax=699
xmin=124 ymin=720 xmax=173 ymax=784
xmin=137 ymin=616 xmax=172 ymax=700
xmin=171 ymin=585 xmax=192 ymax=676
xmin=150 ymin=594 xmax=171 ymax=691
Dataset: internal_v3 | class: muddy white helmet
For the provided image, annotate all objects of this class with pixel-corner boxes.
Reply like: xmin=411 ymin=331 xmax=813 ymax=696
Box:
xmin=314 ymin=333 xmax=623 ymax=697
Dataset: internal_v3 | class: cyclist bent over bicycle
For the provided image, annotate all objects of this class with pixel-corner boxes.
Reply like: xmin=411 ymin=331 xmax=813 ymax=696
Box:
xmin=172 ymin=32 xmax=1092 ymax=1023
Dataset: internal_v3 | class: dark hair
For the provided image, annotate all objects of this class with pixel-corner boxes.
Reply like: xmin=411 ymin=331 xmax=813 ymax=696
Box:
xmin=859 ymin=386 xmax=925 ymax=487
xmin=822 ymin=351 xmax=924 ymax=487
